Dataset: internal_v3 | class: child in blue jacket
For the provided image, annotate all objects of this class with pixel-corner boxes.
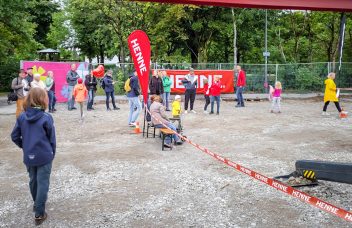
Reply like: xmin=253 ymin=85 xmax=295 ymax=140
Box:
xmin=11 ymin=87 xmax=56 ymax=226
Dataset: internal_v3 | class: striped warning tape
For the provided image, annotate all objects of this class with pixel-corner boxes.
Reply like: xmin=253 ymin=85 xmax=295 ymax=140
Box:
xmin=145 ymin=108 xmax=352 ymax=222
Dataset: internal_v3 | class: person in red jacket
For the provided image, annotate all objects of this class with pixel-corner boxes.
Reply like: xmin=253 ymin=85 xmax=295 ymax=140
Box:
xmin=235 ymin=65 xmax=246 ymax=107
xmin=210 ymin=76 xmax=221 ymax=115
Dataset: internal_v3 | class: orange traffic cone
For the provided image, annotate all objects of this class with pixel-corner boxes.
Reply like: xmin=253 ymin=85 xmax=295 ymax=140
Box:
xmin=134 ymin=122 xmax=141 ymax=134
xmin=339 ymin=110 xmax=348 ymax=118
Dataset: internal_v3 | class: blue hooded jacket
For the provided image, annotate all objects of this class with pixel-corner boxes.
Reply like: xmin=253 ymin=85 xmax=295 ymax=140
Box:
xmin=103 ymin=75 xmax=115 ymax=93
xmin=127 ymin=75 xmax=140 ymax=98
xmin=11 ymin=107 xmax=56 ymax=166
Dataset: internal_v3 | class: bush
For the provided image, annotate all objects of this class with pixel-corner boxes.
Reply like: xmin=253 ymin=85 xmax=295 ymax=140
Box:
xmin=0 ymin=60 xmax=19 ymax=92
xmin=295 ymin=67 xmax=324 ymax=92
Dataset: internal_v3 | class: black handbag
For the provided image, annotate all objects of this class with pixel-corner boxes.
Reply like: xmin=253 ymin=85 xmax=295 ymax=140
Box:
xmin=7 ymin=78 xmax=19 ymax=103
xmin=7 ymin=91 xmax=18 ymax=102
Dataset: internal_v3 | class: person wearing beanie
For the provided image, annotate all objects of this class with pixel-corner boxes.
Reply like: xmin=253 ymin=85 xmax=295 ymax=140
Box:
xmin=73 ymin=78 xmax=88 ymax=120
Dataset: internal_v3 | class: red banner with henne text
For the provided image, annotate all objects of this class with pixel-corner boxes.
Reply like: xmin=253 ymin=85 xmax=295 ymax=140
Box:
xmin=165 ymin=70 xmax=235 ymax=94
xmin=128 ymin=30 xmax=151 ymax=104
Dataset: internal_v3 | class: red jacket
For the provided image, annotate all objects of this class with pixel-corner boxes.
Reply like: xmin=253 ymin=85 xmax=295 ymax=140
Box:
xmin=203 ymin=83 xmax=210 ymax=95
xmin=236 ymin=70 xmax=246 ymax=87
xmin=210 ymin=81 xmax=221 ymax=96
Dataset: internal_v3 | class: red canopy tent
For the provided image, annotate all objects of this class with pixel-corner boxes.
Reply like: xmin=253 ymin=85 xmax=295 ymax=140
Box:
xmin=136 ymin=0 xmax=352 ymax=12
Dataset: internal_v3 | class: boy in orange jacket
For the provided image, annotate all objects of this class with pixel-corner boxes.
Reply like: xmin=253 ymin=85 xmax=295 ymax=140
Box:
xmin=73 ymin=78 xmax=88 ymax=119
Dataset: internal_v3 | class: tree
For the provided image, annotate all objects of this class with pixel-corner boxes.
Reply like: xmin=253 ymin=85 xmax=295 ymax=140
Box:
xmin=27 ymin=0 xmax=59 ymax=47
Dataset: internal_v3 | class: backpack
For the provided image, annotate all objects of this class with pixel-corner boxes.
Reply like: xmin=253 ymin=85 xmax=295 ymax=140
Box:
xmin=100 ymin=77 xmax=106 ymax=89
xmin=124 ymin=78 xmax=131 ymax=92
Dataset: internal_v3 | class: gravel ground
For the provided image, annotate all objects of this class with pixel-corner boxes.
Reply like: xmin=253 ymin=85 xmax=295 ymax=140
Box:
xmin=0 ymin=98 xmax=351 ymax=227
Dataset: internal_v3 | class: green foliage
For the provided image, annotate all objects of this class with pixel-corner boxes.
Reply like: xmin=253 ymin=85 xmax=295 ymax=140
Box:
xmin=115 ymin=71 xmax=127 ymax=95
xmin=27 ymin=0 xmax=59 ymax=47
xmin=295 ymin=67 xmax=324 ymax=91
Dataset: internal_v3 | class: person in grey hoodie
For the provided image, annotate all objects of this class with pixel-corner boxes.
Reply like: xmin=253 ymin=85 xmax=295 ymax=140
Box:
xmin=66 ymin=64 xmax=79 ymax=110
xmin=182 ymin=68 xmax=198 ymax=113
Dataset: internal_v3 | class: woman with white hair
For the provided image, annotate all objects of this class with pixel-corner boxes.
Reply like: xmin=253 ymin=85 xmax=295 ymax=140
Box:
xmin=322 ymin=72 xmax=342 ymax=115
xmin=31 ymin=74 xmax=46 ymax=90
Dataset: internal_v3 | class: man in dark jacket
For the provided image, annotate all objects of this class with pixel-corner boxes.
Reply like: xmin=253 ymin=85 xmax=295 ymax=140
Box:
xmin=149 ymin=70 xmax=164 ymax=95
xmin=84 ymin=72 xmax=97 ymax=111
xmin=127 ymin=71 xmax=142 ymax=126
xmin=182 ymin=68 xmax=198 ymax=113
xmin=103 ymin=70 xmax=119 ymax=111
xmin=26 ymin=67 xmax=34 ymax=86
xmin=66 ymin=64 xmax=79 ymax=110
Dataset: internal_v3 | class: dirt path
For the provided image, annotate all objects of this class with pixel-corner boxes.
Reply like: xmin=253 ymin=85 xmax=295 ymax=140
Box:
xmin=0 ymin=99 xmax=351 ymax=227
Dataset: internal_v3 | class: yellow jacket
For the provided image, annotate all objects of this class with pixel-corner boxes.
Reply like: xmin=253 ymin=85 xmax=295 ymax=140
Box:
xmin=324 ymin=78 xmax=338 ymax=102
xmin=172 ymin=100 xmax=181 ymax=117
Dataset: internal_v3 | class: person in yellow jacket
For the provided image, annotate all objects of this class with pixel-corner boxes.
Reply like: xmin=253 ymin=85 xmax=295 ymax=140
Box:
xmin=322 ymin=72 xmax=342 ymax=116
xmin=172 ymin=95 xmax=183 ymax=130
xmin=172 ymin=95 xmax=182 ymax=118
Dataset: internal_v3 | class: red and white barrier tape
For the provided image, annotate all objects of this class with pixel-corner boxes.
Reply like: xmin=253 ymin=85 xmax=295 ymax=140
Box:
xmin=146 ymin=107 xmax=352 ymax=222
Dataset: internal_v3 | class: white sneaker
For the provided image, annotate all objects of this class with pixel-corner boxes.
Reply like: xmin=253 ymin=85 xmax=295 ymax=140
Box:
xmin=184 ymin=110 xmax=188 ymax=114
xmin=203 ymin=111 xmax=208 ymax=114
xmin=322 ymin=111 xmax=330 ymax=116
xmin=191 ymin=110 xmax=197 ymax=114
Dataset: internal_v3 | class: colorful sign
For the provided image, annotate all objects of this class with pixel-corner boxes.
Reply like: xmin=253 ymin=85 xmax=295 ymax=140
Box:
xmin=22 ymin=61 xmax=89 ymax=102
xmin=128 ymin=30 xmax=151 ymax=104
xmin=165 ymin=70 xmax=234 ymax=94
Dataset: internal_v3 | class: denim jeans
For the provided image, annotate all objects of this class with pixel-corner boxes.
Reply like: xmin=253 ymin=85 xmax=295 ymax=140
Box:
xmin=163 ymin=92 xmax=170 ymax=110
xmin=128 ymin=97 xmax=142 ymax=124
xmin=105 ymin=91 xmax=117 ymax=109
xmin=67 ymin=85 xmax=75 ymax=109
xmin=210 ymin=96 xmax=220 ymax=114
xmin=26 ymin=162 xmax=52 ymax=217
xmin=48 ymin=91 xmax=56 ymax=111
xmin=236 ymin=86 xmax=245 ymax=106
xmin=154 ymin=122 xmax=180 ymax=144
xmin=88 ymin=89 xmax=95 ymax=109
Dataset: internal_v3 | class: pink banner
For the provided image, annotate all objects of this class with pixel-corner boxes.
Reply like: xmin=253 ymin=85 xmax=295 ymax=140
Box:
xmin=22 ymin=61 xmax=89 ymax=102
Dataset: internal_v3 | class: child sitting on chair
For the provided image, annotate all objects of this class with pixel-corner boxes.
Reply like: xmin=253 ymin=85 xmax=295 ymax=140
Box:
xmin=172 ymin=95 xmax=182 ymax=118
xmin=172 ymin=95 xmax=183 ymax=132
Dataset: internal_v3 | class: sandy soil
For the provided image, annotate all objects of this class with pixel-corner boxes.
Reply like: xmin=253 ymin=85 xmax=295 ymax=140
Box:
xmin=0 ymin=98 xmax=351 ymax=227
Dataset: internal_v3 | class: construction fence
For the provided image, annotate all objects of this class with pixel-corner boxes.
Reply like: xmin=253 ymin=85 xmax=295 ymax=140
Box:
xmin=95 ymin=62 xmax=352 ymax=93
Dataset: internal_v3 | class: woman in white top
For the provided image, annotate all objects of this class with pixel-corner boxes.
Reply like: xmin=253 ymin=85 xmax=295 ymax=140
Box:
xmin=31 ymin=74 xmax=46 ymax=90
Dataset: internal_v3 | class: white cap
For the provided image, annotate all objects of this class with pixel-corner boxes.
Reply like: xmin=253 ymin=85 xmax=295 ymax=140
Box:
xmin=175 ymin=95 xmax=181 ymax=100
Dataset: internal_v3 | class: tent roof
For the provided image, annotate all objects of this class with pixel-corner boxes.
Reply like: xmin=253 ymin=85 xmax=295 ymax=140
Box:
xmin=37 ymin=48 xmax=60 ymax=53
xmin=136 ymin=0 xmax=352 ymax=12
